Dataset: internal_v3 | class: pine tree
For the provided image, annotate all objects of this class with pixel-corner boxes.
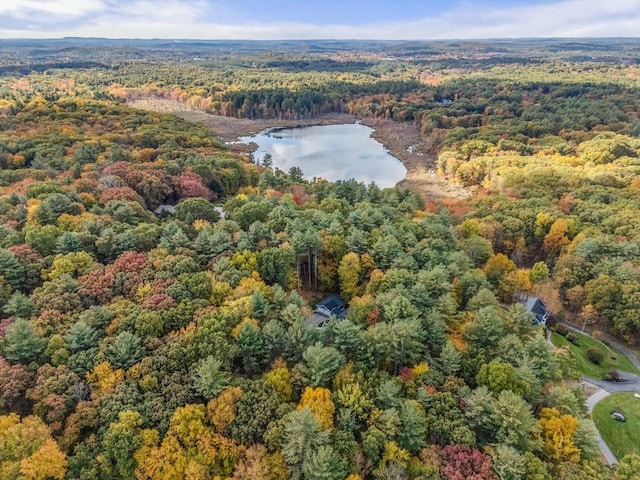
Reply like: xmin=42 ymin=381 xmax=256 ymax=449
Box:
xmin=195 ymin=356 xmax=231 ymax=399
xmin=3 ymin=319 xmax=45 ymax=364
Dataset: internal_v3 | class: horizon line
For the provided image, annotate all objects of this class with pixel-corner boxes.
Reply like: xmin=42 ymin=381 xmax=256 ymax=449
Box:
xmin=2 ymin=36 xmax=640 ymax=42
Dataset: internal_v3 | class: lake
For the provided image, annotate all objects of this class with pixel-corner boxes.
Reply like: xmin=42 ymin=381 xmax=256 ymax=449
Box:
xmin=239 ymin=123 xmax=407 ymax=188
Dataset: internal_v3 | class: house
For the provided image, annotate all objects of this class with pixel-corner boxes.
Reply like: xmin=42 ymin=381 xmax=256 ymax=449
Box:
xmin=524 ymin=296 xmax=548 ymax=326
xmin=314 ymin=295 xmax=347 ymax=319
xmin=307 ymin=295 xmax=347 ymax=327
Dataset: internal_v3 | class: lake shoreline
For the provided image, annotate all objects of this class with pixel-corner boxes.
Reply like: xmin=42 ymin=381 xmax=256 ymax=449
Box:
xmin=238 ymin=123 xmax=407 ymax=188
xmin=127 ymin=98 xmax=470 ymax=200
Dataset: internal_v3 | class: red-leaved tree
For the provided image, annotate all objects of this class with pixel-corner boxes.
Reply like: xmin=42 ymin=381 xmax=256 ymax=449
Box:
xmin=439 ymin=445 xmax=496 ymax=480
xmin=173 ymin=171 xmax=215 ymax=201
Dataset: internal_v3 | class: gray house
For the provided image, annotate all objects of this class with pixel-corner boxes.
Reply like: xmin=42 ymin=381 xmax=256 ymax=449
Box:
xmin=524 ymin=296 xmax=548 ymax=326
xmin=307 ymin=295 xmax=347 ymax=327
xmin=314 ymin=295 xmax=347 ymax=319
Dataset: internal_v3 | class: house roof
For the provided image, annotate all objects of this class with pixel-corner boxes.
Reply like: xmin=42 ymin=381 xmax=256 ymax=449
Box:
xmin=523 ymin=296 xmax=547 ymax=324
xmin=316 ymin=295 xmax=345 ymax=311
xmin=524 ymin=296 xmax=546 ymax=316
xmin=314 ymin=295 xmax=347 ymax=320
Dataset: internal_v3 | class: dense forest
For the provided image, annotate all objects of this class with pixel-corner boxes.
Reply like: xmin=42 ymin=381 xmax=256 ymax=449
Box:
xmin=1 ymin=38 xmax=640 ymax=480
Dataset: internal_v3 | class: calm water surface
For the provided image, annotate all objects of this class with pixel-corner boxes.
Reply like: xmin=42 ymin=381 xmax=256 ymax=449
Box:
xmin=240 ymin=123 xmax=407 ymax=188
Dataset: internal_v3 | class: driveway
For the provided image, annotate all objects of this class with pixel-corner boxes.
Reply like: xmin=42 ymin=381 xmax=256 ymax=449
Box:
xmin=586 ymin=388 xmax=610 ymax=411
xmin=582 ymin=371 xmax=640 ymax=466
xmin=584 ymin=374 xmax=640 ymax=394
xmin=584 ymin=383 xmax=618 ymax=465
xmin=563 ymin=323 xmax=640 ymax=371
xmin=552 ymin=324 xmax=640 ymax=465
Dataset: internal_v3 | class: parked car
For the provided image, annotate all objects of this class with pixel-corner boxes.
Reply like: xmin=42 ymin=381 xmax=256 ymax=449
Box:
xmin=611 ymin=411 xmax=627 ymax=422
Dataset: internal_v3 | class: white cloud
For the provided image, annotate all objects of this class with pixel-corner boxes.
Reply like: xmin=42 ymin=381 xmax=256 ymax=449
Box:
xmin=111 ymin=0 xmax=205 ymax=22
xmin=0 ymin=0 xmax=638 ymax=39
xmin=0 ymin=0 xmax=107 ymax=22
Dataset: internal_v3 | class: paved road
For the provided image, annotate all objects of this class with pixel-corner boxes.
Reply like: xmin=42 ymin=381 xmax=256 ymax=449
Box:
xmin=563 ymin=322 xmax=640 ymax=371
xmin=584 ymin=374 xmax=640 ymax=394
xmin=551 ymin=325 xmax=640 ymax=465
xmin=586 ymin=388 xmax=611 ymax=411
xmin=584 ymin=383 xmax=619 ymax=465
xmin=582 ymin=374 xmax=639 ymax=466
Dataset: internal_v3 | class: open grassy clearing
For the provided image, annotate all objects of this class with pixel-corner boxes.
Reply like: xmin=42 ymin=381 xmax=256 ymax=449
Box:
xmin=551 ymin=330 xmax=639 ymax=378
xmin=592 ymin=392 xmax=640 ymax=459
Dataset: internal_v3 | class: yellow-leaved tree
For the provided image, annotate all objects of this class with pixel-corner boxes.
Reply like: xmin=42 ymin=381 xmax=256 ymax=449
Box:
xmin=86 ymin=361 xmax=124 ymax=398
xmin=338 ymin=252 xmax=362 ymax=301
xmin=135 ymin=404 xmax=242 ymax=480
xmin=0 ymin=413 xmax=67 ymax=480
xmin=538 ymin=407 xmax=581 ymax=464
xmin=264 ymin=365 xmax=293 ymax=402
xmin=297 ymin=387 xmax=335 ymax=430
xmin=207 ymin=386 xmax=243 ymax=434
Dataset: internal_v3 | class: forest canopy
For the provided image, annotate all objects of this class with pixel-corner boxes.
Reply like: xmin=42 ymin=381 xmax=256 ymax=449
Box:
xmin=0 ymin=38 xmax=639 ymax=480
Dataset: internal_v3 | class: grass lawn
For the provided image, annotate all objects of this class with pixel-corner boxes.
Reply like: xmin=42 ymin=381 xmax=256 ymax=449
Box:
xmin=592 ymin=392 xmax=640 ymax=459
xmin=551 ymin=330 xmax=639 ymax=378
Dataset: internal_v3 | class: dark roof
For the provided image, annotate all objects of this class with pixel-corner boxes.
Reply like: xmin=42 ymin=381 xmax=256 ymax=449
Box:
xmin=524 ymin=297 xmax=546 ymax=316
xmin=314 ymin=295 xmax=347 ymax=320
xmin=523 ymin=296 xmax=547 ymax=325
xmin=316 ymin=295 xmax=345 ymax=311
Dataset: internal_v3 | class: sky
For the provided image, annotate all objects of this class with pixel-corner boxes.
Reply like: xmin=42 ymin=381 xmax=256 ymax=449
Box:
xmin=0 ymin=0 xmax=639 ymax=40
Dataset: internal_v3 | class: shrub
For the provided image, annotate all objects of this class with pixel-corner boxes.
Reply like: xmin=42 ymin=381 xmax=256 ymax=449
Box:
xmin=586 ymin=348 xmax=604 ymax=365
xmin=545 ymin=314 xmax=557 ymax=330
xmin=554 ymin=324 xmax=569 ymax=336
xmin=566 ymin=333 xmax=579 ymax=345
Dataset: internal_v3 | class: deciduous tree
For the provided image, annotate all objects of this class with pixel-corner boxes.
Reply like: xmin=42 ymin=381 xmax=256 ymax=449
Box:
xmin=298 ymin=387 xmax=335 ymax=430
xmin=538 ymin=407 xmax=581 ymax=464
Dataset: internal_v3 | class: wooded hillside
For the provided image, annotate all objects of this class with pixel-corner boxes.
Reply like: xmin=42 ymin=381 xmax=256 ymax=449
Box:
xmin=1 ymin=39 xmax=639 ymax=480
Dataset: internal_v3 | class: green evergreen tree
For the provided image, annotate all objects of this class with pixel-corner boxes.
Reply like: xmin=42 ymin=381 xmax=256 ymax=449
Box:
xmin=398 ymin=399 xmax=428 ymax=454
xmin=302 ymin=445 xmax=348 ymax=480
xmin=2 ymin=319 xmax=46 ymax=364
xmin=195 ymin=355 xmax=230 ymax=399
xmin=159 ymin=222 xmax=190 ymax=251
xmin=3 ymin=292 xmax=34 ymax=319
xmin=55 ymin=231 xmax=83 ymax=254
xmin=105 ymin=331 xmax=144 ymax=369
xmin=299 ymin=343 xmax=345 ymax=388
xmin=236 ymin=321 xmax=267 ymax=374
xmin=282 ymin=407 xmax=330 ymax=480
xmin=65 ymin=321 xmax=100 ymax=353
xmin=0 ymin=249 xmax=26 ymax=289
xmin=492 ymin=444 xmax=527 ymax=480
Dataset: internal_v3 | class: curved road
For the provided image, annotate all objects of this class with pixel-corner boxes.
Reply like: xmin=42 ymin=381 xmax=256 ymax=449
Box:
xmin=584 ymin=373 xmax=640 ymax=394
xmin=550 ymin=325 xmax=640 ymax=465
xmin=583 ymin=373 xmax=639 ymax=465
xmin=584 ymin=385 xmax=616 ymax=465
xmin=563 ymin=323 xmax=640 ymax=372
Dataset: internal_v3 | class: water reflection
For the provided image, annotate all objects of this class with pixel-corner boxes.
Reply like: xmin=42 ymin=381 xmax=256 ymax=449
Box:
xmin=240 ymin=123 xmax=406 ymax=188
